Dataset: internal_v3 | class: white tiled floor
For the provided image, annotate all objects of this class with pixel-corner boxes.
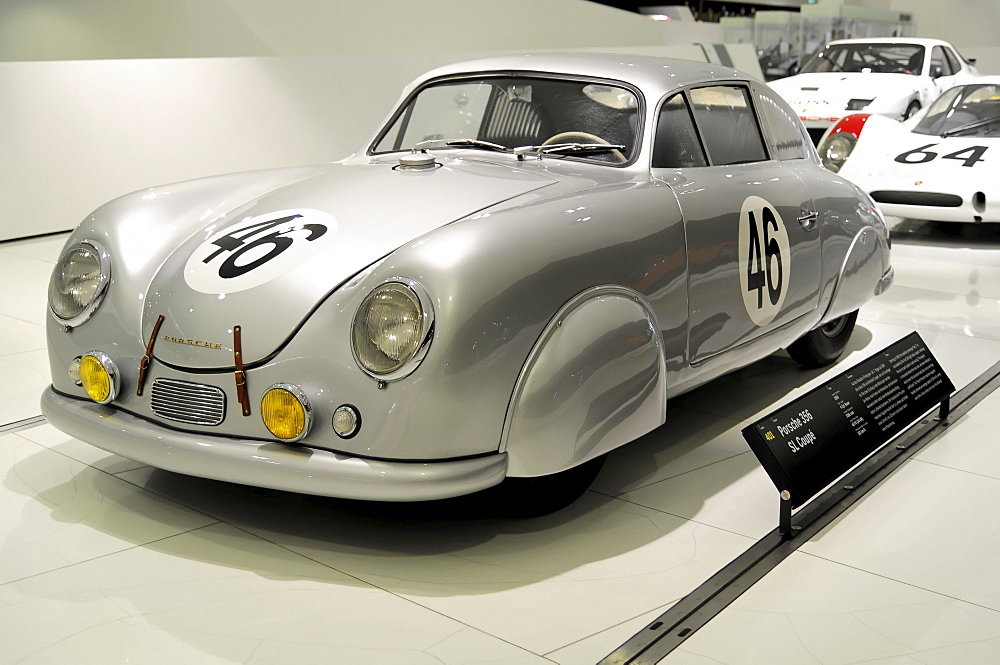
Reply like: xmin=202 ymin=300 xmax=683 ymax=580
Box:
xmin=0 ymin=234 xmax=64 ymax=425
xmin=1 ymin=220 xmax=998 ymax=664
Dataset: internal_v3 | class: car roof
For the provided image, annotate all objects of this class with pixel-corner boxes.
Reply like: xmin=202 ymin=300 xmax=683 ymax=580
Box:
xmin=960 ymin=75 xmax=1000 ymax=86
xmin=407 ymin=52 xmax=756 ymax=100
xmin=825 ymin=37 xmax=955 ymax=48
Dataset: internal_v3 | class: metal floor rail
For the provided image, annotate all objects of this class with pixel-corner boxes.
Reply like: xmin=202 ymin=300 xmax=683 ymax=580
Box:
xmin=600 ymin=360 xmax=1000 ymax=665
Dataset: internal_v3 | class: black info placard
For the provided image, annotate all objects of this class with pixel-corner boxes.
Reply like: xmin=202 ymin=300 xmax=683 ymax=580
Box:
xmin=743 ymin=332 xmax=954 ymax=510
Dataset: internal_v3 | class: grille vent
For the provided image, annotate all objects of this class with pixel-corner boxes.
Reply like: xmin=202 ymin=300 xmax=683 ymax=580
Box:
xmin=150 ymin=378 xmax=226 ymax=426
xmin=870 ymin=191 xmax=963 ymax=208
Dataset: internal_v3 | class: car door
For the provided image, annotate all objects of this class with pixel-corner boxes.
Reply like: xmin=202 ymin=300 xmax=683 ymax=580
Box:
xmin=651 ymin=85 xmax=821 ymax=364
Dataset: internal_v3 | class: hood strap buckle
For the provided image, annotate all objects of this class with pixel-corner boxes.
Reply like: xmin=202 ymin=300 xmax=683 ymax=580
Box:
xmin=233 ymin=325 xmax=251 ymax=417
xmin=136 ymin=314 xmax=165 ymax=397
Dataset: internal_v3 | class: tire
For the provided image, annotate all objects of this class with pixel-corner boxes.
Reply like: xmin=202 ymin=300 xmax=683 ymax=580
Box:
xmin=495 ymin=455 xmax=607 ymax=517
xmin=902 ymin=101 xmax=921 ymax=120
xmin=786 ymin=311 xmax=858 ymax=369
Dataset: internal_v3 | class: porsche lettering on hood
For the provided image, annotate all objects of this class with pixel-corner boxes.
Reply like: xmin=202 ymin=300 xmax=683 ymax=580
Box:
xmin=162 ymin=335 xmax=224 ymax=349
xmin=144 ymin=161 xmax=556 ymax=369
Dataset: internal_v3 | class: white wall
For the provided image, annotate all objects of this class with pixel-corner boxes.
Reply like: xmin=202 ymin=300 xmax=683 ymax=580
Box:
xmin=889 ymin=0 xmax=1000 ymax=50
xmin=2 ymin=42 xmax=761 ymax=242
xmin=888 ymin=0 xmax=1000 ymax=73
xmin=7 ymin=0 xmax=988 ymax=242
xmin=0 ymin=0 xmax=746 ymax=242
xmin=0 ymin=0 xmax=677 ymax=61
xmin=0 ymin=55 xmax=411 ymax=241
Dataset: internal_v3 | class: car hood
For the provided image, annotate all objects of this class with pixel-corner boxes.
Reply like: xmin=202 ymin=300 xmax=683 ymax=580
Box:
xmin=844 ymin=133 xmax=994 ymax=185
xmin=144 ymin=158 xmax=557 ymax=369
xmin=772 ymin=73 xmax=916 ymax=108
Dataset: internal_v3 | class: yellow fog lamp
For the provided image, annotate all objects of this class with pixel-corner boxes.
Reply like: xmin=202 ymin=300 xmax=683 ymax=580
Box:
xmin=261 ymin=383 xmax=312 ymax=442
xmin=79 ymin=351 xmax=119 ymax=404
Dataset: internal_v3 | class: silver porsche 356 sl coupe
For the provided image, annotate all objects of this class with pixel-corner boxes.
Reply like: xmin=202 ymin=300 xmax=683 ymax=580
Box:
xmin=43 ymin=53 xmax=892 ymax=513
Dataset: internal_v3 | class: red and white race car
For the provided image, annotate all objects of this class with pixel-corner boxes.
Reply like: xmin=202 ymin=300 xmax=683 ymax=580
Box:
xmin=770 ymin=38 xmax=977 ymax=145
xmin=817 ymin=77 xmax=1000 ymax=223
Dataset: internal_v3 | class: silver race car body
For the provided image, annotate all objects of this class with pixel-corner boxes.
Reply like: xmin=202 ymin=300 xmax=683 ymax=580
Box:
xmin=43 ymin=53 xmax=892 ymax=508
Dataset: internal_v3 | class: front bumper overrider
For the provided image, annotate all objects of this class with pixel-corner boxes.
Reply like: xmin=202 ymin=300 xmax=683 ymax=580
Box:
xmin=877 ymin=266 xmax=894 ymax=296
xmin=41 ymin=387 xmax=508 ymax=501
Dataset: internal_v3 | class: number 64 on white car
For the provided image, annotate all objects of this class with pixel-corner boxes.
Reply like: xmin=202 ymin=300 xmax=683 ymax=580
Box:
xmin=819 ymin=76 xmax=1000 ymax=223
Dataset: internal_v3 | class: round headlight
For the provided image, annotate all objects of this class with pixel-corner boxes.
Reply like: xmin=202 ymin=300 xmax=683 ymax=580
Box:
xmin=49 ymin=241 xmax=110 ymax=326
xmin=352 ymin=281 xmax=432 ymax=379
xmin=261 ymin=384 xmax=312 ymax=441
xmin=79 ymin=351 xmax=119 ymax=404
xmin=817 ymin=132 xmax=857 ymax=173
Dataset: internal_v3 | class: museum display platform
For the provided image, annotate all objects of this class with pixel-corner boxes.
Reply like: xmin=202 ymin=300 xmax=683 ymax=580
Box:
xmin=2 ymin=220 xmax=998 ymax=664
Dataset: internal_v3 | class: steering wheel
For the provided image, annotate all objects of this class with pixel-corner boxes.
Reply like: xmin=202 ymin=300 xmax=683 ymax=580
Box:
xmin=540 ymin=131 xmax=627 ymax=163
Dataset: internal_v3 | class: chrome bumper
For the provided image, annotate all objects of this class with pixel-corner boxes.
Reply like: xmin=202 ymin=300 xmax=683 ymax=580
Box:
xmin=41 ymin=387 xmax=508 ymax=501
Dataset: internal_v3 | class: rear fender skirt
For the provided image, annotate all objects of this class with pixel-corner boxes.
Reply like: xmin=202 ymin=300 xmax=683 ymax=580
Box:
xmin=822 ymin=227 xmax=885 ymax=323
xmin=500 ymin=286 xmax=667 ymax=477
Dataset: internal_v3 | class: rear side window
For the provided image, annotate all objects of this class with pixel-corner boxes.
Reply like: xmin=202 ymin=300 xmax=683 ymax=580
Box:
xmin=688 ymin=86 xmax=768 ymax=165
xmin=943 ymin=48 xmax=961 ymax=74
xmin=652 ymin=93 xmax=707 ymax=168
xmin=931 ymin=46 xmax=955 ymax=76
xmin=755 ymin=88 xmax=809 ymax=160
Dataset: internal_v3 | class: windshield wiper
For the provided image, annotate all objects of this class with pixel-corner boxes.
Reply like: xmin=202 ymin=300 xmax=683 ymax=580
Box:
xmin=940 ymin=116 xmax=1000 ymax=137
xmin=414 ymin=138 xmax=510 ymax=153
xmin=517 ymin=142 xmax=627 ymax=158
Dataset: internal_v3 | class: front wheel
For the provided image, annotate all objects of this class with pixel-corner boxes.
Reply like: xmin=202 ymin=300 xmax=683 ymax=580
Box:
xmin=902 ymin=101 xmax=921 ymax=120
xmin=786 ymin=311 xmax=858 ymax=368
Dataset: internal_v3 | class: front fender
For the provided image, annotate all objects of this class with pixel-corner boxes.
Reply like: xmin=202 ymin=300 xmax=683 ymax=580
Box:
xmin=501 ymin=286 xmax=667 ymax=477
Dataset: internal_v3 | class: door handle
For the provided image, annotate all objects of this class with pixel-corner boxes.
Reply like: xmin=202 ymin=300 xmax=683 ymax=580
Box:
xmin=797 ymin=210 xmax=819 ymax=231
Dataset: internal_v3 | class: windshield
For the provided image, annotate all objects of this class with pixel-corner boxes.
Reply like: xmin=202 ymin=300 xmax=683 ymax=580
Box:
xmin=799 ymin=43 xmax=924 ymax=75
xmin=372 ymin=76 xmax=641 ymax=164
xmin=914 ymin=83 xmax=1000 ymax=137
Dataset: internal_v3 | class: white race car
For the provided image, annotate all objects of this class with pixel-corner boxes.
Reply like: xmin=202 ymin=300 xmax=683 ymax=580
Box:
xmin=770 ymin=38 xmax=978 ymax=145
xmin=817 ymin=77 xmax=1000 ymax=223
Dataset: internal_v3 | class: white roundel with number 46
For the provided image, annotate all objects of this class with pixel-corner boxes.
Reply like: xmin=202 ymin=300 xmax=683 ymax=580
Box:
xmin=738 ymin=196 xmax=791 ymax=326
xmin=185 ymin=209 xmax=338 ymax=294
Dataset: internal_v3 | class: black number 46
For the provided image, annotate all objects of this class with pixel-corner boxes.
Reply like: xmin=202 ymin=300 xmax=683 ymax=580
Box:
xmin=894 ymin=143 xmax=987 ymax=167
xmin=746 ymin=207 xmax=783 ymax=309
xmin=202 ymin=215 xmax=327 ymax=279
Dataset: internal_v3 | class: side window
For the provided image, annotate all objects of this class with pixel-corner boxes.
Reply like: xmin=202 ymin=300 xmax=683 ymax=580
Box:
xmin=943 ymin=48 xmax=962 ymax=75
xmin=688 ymin=86 xmax=768 ymax=165
xmin=652 ymin=93 xmax=707 ymax=168
xmin=931 ymin=46 xmax=954 ymax=76
xmin=755 ymin=88 xmax=808 ymax=160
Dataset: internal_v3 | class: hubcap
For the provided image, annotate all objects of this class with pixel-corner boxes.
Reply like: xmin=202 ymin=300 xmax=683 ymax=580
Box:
xmin=819 ymin=316 xmax=848 ymax=338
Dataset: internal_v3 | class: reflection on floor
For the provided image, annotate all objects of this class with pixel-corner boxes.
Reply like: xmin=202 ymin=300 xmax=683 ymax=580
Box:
xmin=1 ymin=220 xmax=998 ymax=664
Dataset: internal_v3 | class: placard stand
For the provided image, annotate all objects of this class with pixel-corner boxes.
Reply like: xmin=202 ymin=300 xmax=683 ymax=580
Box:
xmin=779 ymin=490 xmax=793 ymax=539
xmin=743 ymin=332 xmax=954 ymax=539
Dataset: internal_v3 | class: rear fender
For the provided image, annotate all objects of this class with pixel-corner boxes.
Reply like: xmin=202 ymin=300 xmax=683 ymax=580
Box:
xmin=823 ymin=226 xmax=886 ymax=323
xmin=501 ymin=286 xmax=667 ymax=477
